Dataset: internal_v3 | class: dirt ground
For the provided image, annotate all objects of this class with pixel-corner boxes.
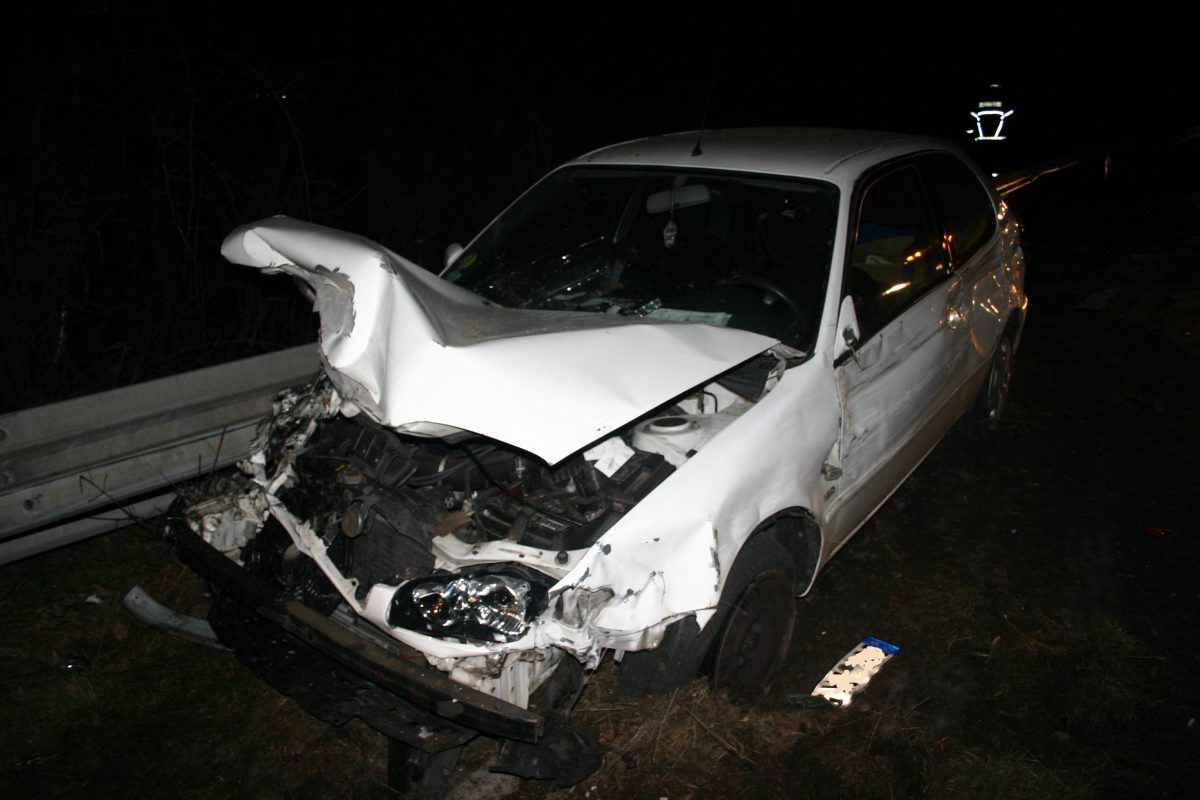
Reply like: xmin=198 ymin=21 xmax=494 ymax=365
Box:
xmin=2 ymin=140 xmax=1198 ymax=799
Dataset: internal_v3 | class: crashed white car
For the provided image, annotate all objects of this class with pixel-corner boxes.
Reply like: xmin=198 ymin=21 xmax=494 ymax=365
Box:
xmin=173 ymin=128 xmax=1026 ymax=784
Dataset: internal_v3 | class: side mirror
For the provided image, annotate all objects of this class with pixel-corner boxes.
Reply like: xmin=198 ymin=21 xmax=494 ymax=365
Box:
xmin=444 ymin=242 xmax=464 ymax=268
xmin=834 ymin=295 xmax=861 ymax=367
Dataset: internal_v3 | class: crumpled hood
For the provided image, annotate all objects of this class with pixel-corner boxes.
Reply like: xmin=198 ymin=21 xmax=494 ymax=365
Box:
xmin=222 ymin=216 xmax=778 ymax=464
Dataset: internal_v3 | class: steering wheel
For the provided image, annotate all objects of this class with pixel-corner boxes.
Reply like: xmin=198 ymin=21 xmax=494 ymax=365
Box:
xmin=727 ymin=274 xmax=804 ymax=320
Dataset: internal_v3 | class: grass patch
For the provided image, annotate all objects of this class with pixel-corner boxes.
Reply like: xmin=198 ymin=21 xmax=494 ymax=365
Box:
xmin=0 ymin=527 xmax=388 ymax=799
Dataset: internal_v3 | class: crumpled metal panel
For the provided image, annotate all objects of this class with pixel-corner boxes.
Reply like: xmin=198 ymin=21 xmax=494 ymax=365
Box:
xmin=222 ymin=217 xmax=777 ymax=465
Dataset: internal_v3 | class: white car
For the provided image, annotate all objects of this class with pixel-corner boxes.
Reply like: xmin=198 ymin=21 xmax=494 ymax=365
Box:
xmin=174 ymin=127 xmax=1026 ymax=784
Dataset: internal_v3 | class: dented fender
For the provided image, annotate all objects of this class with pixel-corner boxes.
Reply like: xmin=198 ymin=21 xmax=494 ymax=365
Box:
xmin=553 ymin=358 xmax=841 ymax=648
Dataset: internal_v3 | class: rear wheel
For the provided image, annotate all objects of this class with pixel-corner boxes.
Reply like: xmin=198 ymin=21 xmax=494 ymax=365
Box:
xmin=967 ymin=325 xmax=1017 ymax=437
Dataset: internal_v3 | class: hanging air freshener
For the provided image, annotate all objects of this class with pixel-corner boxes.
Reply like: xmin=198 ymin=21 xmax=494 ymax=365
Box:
xmin=663 ymin=188 xmax=680 ymax=250
xmin=662 ymin=217 xmax=679 ymax=250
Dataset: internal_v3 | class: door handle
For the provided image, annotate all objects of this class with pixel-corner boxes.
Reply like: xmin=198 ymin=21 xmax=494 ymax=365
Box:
xmin=944 ymin=304 xmax=967 ymax=331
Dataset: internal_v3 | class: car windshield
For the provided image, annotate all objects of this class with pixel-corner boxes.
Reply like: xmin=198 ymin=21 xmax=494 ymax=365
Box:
xmin=444 ymin=166 xmax=839 ymax=351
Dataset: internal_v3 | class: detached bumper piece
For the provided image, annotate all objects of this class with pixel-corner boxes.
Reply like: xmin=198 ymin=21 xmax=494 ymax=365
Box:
xmin=174 ymin=524 xmax=541 ymax=752
xmin=122 ymin=584 xmax=228 ymax=650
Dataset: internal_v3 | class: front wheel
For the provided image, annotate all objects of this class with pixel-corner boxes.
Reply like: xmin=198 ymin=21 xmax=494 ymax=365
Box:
xmin=709 ymin=537 xmax=796 ymax=697
xmin=617 ymin=534 xmax=796 ymax=698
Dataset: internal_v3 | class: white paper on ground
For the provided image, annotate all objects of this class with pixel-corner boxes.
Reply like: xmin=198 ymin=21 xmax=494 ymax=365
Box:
xmin=810 ymin=636 xmax=901 ymax=707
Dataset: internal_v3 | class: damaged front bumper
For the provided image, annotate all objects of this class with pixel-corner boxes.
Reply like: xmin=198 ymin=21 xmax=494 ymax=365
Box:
xmin=172 ymin=515 xmax=601 ymax=781
xmin=173 ymin=517 xmax=538 ymax=745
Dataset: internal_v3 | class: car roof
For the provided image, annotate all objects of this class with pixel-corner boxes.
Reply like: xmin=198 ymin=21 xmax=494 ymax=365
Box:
xmin=568 ymin=127 xmax=955 ymax=187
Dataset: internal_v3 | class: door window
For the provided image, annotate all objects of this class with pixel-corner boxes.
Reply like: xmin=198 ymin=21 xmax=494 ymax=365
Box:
xmin=917 ymin=153 xmax=997 ymax=267
xmin=848 ymin=165 xmax=944 ymax=339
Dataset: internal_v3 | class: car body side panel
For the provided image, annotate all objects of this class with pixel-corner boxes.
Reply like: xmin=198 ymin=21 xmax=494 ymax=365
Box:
xmin=822 ymin=160 xmax=1026 ymax=555
xmin=944 ymin=200 xmax=1028 ymax=413
xmin=826 ymin=279 xmax=959 ymax=550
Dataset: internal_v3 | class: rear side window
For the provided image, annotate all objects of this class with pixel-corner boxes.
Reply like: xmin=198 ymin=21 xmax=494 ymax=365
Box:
xmin=918 ymin=153 xmax=996 ymax=266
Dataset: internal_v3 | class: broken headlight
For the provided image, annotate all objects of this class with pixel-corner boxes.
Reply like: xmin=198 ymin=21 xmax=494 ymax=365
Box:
xmin=388 ymin=571 xmax=550 ymax=643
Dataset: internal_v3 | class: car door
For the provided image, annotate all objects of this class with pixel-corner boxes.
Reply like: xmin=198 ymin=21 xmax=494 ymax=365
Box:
xmin=823 ymin=161 xmax=963 ymax=550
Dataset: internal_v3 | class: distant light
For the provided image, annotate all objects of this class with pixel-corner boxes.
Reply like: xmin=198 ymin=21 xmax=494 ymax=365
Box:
xmin=904 ymin=250 xmax=924 ymax=263
xmin=882 ymin=282 xmax=911 ymax=296
xmin=991 ymin=172 xmax=998 ymax=177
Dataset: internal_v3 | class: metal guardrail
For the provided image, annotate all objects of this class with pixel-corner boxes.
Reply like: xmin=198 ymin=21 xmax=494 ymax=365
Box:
xmin=994 ymin=155 xmax=1090 ymax=197
xmin=994 ymin=125 xmax=1200 ymax=197
xmin=0 ymin=345 xmax=319 ymax=565
xmin=993 ymin=142 xmax=1112 ymax=197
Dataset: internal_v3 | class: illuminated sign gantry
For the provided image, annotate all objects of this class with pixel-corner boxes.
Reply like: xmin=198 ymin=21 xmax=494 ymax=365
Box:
xmin=967 ymin=89 xmax=1014 ymax=141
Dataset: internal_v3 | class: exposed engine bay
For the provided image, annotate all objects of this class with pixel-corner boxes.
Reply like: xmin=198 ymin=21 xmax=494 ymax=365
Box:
xmin=185 ymin=351 xmax=786 ymax=706
xmin=232 ymin=384 xmax=678 ymax=615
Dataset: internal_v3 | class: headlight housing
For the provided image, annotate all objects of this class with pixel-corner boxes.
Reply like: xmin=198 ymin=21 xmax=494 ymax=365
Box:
xmin=388 ymin=570 xmax=550 ymax=643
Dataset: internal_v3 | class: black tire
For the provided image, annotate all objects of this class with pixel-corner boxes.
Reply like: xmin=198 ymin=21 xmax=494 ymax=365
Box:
xmin=709 ymin=536 xmax=796 ymax=697
xmin=618 ymin=534 xmax=796 ymax=698
xmin=617 ymin=614 xmax=715 ymax=697
xmin=966 ymin=324 xmax=1017 ymax=437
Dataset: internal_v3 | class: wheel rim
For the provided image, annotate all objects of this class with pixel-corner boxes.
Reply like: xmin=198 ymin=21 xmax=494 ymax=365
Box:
xmin=985 ymin=338 xmax=1013 ymax=429
xmin=712 ymin=570 xmax=794 ymax=696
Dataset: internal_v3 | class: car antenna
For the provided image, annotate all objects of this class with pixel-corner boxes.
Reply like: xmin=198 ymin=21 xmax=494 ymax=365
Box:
xmin=691 ymin=35 xmax=727 ymax=157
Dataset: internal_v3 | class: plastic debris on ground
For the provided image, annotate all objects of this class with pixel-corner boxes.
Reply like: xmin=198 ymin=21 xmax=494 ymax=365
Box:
xmin=121 ymin=584 xmax=228 ymax=650
xmin=789 ymin=636 xmax=901 ymax=708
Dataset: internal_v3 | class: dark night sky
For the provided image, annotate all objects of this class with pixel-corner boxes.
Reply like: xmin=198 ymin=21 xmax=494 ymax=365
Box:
xmin=2 ymin=2 xmax=1196 ymax=408
xmin=10 ymin=3 xmax=1195 ymax=154
xmin=6 ymin=1 xmax=1196 ymax=246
